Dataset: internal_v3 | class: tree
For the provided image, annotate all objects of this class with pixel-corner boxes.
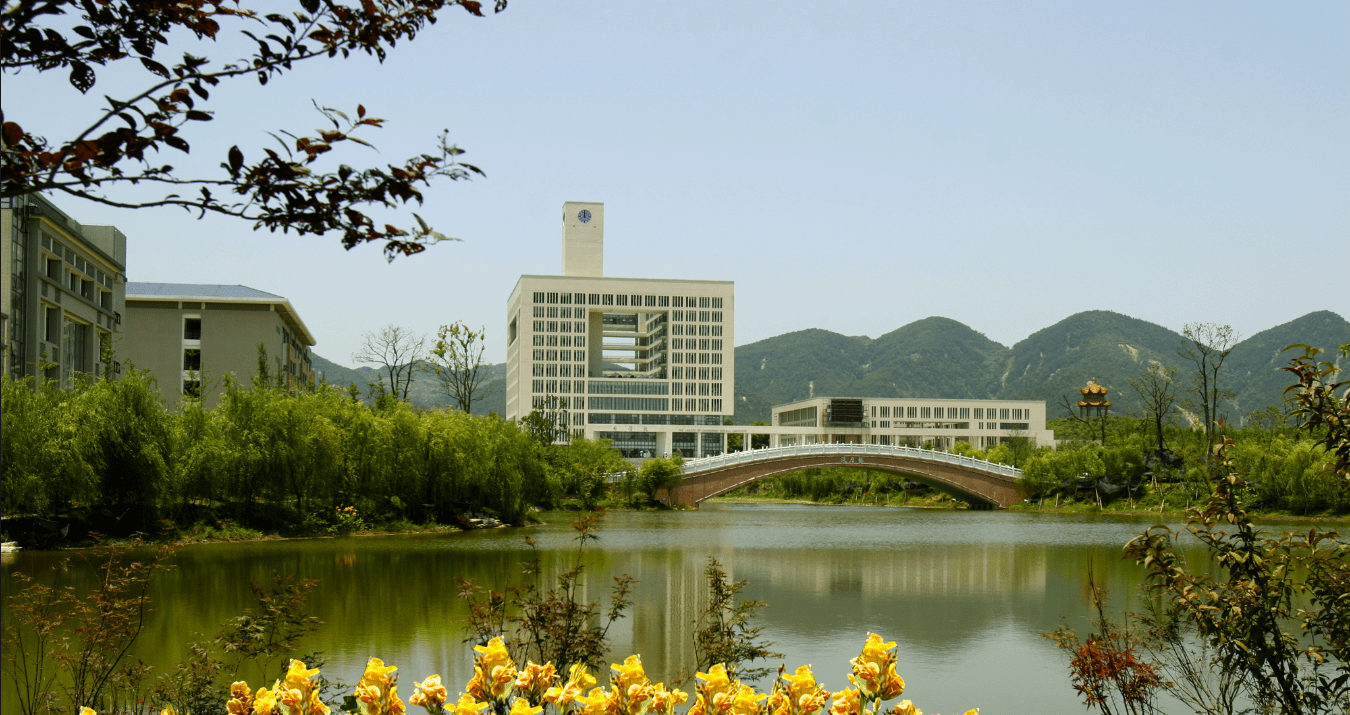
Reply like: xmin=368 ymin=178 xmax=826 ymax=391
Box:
xmin=425 ymin=322 xmax=493 ymax=413
xmin=637 ymin=454 xmax=684 ymax=502
xmin=690 ymin=557 xmax=781 ymax=683
xmin=521 ymin=395 xmax=571 ymax=446
xmin=351 ymin=324 xmax=425 ymax=401
xmin=1129 ymin=362 xmax=1178 ymax=455
xmin=1 ymin=0 xmax=506 ymax=260
xmin=1177 ymin=323 xmax=1239 ymax=448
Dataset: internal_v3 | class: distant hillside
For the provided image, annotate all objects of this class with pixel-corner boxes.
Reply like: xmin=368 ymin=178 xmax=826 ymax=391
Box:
xmin=994 ymin=310 xmax=1186 ymax=416
xmin=731 ymin=310 xmax=1348 ymax=424
xmin=311 ymin=310 xmax=1348 ymax=427
xmin=312 ymin=354 xmax=507 ymax=416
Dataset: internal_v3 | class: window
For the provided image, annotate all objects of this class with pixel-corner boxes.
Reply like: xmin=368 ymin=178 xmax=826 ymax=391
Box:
xmin=616 ymin=294 xmax=628 ymax=306
xmin=711 ymin=353 xmax=721 ymax=364
xmin=672 ymin=310 xmax=683 ymax=322
xmin=712 ymin=339 xmax=722 ymax=350
xmin=183 ymin=349 xmax=202 ymax=371
xmin=671 ymin=324 xmax=683 ymax=336
xmin=699 ymin=399 xmax=710 ymax=412
xmin=575 ymin=336 xmax=586 ymax=347
xmin=546 ymin=335 xmax=558 ymax=347
xmin=711 ymin=367 xmax=722 ymax=380
xmin=46 ymin=255 xmax=59 ymax=278
xmin=712 ymin=311 xmax=722 ymax=323
xmin=672 ymin=338 xmax=683 ymax=349
xmin=533 ymin=380 xmax=545 ymax=393
xmin=546 ymin=349 xmax=558 ymax=360
xmin=533 ymin=365 xmax=545 ymax=377
xmin=545 ymin=364 xmax=558 ymax=377
xmin=659 ymin=296 xmax=670 ymax=307
xmin=184 ymin=317 xmax=201 ymax=340
xmin=631 ymin=295 xmax=641 ymax=305
xmin=533 ymin=291 xmax=544 ymax=303
xmin=880 ymin=406 xmax=890 ymax=418
xmin=533 ymin=335 xmax=544 ymax=346
xmin=533 ymin=349 xmax=544 ymax=360
xmin=712 ymin=297 xmax=722 ymax=309
xmin=699 ymin=297 xmax=711 ymax=308
xmin=574 ymin=321 xmax=585 ymax=332
xmin=711 ymin=399 xmax=722 ymax=411
xmin=645 ymin=295 xmax=656 ymax=306
xmin=547 ymin=292 xmax=558 ymax=304
xmin=698 ymin=368 xmax=709 ymax=380
xmin=712 ymin=325 xmax=722 ymax=336
xmin=698 ymin=325 xmax=709 ymax=336
xmin=973 ymin=408 xmax=983 ymax=419
xmin=908 ymin=406 xmax=918 ymax=418
xmin=1000 ymin=408 xmax=1010 ymax=419
xmin=183 ymin=380 xmax=202 ymax=398
xmin=921 ymin=407 xmax=931 ymax=418
xmin=699 ymin=311 xmax=710 ymax=322
xmin=560 ymin=293 xmax=572 ymax=304
xmin=533 ymin=320 xmax=545 ymax=332
xmin=603 ymin=294 xmax=614 ymax=305
xmin=710 ymin=383 xmax=721 ymax=396
xmin=589 ymin=293 xmax=600 ymax=304
xmin=43 ymin=304 xmax=59 ymax=342
xmin=533 ymin=307 xmax=545 ymax=318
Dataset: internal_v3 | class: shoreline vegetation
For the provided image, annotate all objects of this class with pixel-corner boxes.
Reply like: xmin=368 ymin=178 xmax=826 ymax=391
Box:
xmin=4 ymin=346 xmax=1347 ymax=551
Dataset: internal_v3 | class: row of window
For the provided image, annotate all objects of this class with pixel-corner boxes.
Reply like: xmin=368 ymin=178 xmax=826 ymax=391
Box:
xmin=868 ymin=405 xmax=1031 ymax=420
xmin=589 ymin=414 xmax=724 ymax=426
xmin=532 ymin=349 xmax=585 ymax=362
xmin=534 ymin=320 xmax=587 ymax=334
xmin=532 ymin=292 xmax=723 ymax=309
xmin=532 ymin=363 xmax=584 ymax=377
xmin=532 ymin=335 xmax=585 ymax=347
xmin=670 ymin=324 xmax=722 ymax=336
xmin=670 ymin=338 xmax=724 ymax=350
xmin=669 ymin=352 xmax=723 ymax=364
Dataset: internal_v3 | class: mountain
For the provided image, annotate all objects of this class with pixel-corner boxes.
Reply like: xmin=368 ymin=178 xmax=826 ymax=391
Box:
xmin=312 ymin=354 xmax=508 ymax=416
xmin=730 ymin=310 xmax=1348 ymax=424
xmin=1225 ymin=310 xmax=1349 ymax=417
xmin=310 ymin=310 xmax=1348 ymax=427
xmin=993 ymin=310 xmax=1186 ymax=416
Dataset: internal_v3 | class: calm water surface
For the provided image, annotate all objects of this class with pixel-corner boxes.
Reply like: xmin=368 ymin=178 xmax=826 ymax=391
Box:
xmin=6 ymin=504 xmax=1326 ymax=714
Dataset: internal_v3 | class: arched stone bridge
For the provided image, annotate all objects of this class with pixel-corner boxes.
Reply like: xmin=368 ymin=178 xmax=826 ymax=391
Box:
xmin=662 ymin=443 xmax=1023 ymax=509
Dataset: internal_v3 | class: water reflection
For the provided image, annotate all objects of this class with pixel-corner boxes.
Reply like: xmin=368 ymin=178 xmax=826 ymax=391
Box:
xmin=5 ymin=506 xmax=1324 ymax=715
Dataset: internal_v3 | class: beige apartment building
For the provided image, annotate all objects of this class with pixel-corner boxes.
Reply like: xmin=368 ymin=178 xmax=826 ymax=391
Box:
xmin=506 ymin=202 xmax=735 ymax=457
xmin=2 ymin=194 xmax=127 ymax=386
xmin=122 ymin=283 xmax=315 ymax=406
xmin=771 ymin=396 xmax=1053 ymax=449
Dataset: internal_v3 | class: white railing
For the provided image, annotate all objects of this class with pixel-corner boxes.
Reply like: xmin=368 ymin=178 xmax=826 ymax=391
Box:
xmin=678 ymin=443 xmax=1022 ymax=480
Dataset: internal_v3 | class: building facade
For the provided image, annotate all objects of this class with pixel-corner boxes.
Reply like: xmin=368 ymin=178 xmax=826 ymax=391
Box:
xmin=770 ymin=396 xmax=1053 ymax=449
xmin=122 ymin=283 xmax=315 ymax=406
xmin=506 ymin=202 xmax=735 ymax=457
xmin=2 ymin=194 xmax=127 ymax=386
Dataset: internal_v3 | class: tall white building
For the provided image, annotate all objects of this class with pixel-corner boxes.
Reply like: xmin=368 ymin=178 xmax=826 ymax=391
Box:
xmin=506 ymin=202 xmax=735 ymax=457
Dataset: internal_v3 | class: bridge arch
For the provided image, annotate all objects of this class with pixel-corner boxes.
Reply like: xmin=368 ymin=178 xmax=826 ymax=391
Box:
xmin=665 ymin=444 xmax=1023 ymax=509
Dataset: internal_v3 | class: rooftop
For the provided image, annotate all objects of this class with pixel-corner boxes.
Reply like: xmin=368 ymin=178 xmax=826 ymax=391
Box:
xmin=126 ymin=283 xmax=284 ymax=300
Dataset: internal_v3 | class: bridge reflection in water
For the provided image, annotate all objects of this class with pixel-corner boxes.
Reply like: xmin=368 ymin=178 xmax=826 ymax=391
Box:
xmin=667 ymin=443 xmax=1024 ymax=509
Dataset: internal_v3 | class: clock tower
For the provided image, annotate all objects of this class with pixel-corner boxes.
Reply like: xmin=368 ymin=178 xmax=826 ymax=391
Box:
xmin=562 ymin=201 xmax=604 ymax=277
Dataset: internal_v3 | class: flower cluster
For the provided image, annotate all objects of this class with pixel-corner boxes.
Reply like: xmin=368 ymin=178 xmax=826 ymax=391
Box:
xmin=75 ymin=634 xmax=976 ymax=715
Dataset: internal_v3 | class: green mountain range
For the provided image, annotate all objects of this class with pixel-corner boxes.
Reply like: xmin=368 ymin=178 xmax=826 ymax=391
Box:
xmin=312 ymin=310 xmax=1348 ymax=425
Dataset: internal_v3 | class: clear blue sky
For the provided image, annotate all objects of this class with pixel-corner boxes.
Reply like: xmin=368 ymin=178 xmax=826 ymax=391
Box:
xmin=10 ymin=1 xmax=1348 ymax=365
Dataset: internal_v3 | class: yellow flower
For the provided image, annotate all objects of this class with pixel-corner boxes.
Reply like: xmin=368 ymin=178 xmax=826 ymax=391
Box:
xmin=728 ymin=687 xmax=766 ymax=715
xmin=771 ymin=665 xmax=829 ymax=715
xmin=232 ymin=682 xmax=254 ymax=700
xmin=254 ymin=687 xmax=279 ymax=715
xmin=473 ymin=638 xmax=518 ymax=702
xmin=286 ymin=660 xmax=323 ymax=687
xmin=691 ymin=664 xmax=739 ymax=715
xmin=545 ymin=664 xmax=598 ymax=712
xmin=80 ymin=708 xmax=96 ymax=715
xmin=410 ymin=675 xmax=448 ymax=713
xmin=508 ymin=700 xmax=544 ymax=715
xmin=848 ymin=634 xmax=904 ymax=701
xmin=828 ymin=689 xmax=861 ymax=715
xmin=446 ymin=693 xmax=489 ymax=715
xmin=574 ymin=686 xmax=618 ymax=715
xmin=650 ymin=684 xmax=689 ymax=715
xmin=610 ymin=655 xmax=654 ymax=715
xmin=361 ymin=659 xmax=399 ymax=690
xmin=161 ymin=706 xmax=178 ymax=715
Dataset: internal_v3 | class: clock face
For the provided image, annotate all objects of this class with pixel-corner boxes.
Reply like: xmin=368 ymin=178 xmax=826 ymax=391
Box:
xmin=578 ymin=209 xmax=592 ymax=224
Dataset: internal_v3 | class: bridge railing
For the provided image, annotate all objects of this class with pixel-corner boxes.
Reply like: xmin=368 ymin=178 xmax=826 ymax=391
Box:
xmin=677 ymin=443 xmax=1022 ymax=480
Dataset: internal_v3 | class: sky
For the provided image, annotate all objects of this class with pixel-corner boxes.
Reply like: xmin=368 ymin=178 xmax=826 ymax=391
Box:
xmin=8 ymin=1 xmax=1348 ymax=366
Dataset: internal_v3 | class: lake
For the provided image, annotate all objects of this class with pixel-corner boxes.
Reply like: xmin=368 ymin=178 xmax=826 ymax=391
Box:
xmin=2 ymin=504 xmax=1307 ymax=714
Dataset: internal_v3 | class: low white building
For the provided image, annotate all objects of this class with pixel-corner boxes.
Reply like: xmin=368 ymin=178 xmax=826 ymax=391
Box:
xmin=770 ymin=396 xmax=1053 ymax=450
